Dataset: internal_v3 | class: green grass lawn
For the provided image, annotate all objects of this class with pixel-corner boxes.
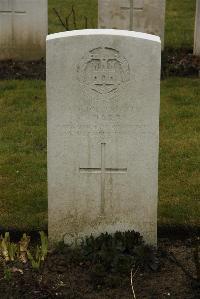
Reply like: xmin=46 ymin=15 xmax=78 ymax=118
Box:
xmin=0 ymin=81 xmax=47 ymax=230
xmin=48 ymin=0 xmax=196 ymax=49
xmin=159 ymin=78 xmax=200 ymax=227
xmin=0 ymin=78 xmax=199 ymax=231
xmin=165 ymin=0 xmax=196 ymax=49
xmin=48 ymin=0 xmax=98 ymax=34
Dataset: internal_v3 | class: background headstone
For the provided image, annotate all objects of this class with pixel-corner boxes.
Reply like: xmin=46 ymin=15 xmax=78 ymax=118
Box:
xmin=194 ymin=0 xmax=200 ymax=56
xmin=47 ymin=29 xmax=161 ymax=246
xmin=0 ymin=0 xmax=48 ymax=61
xmin=98 ymin=0 xmax=166 ymax=49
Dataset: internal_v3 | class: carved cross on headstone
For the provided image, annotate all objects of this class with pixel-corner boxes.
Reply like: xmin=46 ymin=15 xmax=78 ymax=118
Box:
xmin=0 ymin=9 xmax=26 ymax=15
xmin=133 ymin=0 xmax=145 ymax=11
xmin=79 ymin=143 xmax=127 ymax=215
xmin=120 ymin=0 xmax=144 ymax=30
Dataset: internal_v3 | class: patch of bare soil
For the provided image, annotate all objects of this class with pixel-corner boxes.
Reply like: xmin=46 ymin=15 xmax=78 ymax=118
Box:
xmin=0 ymin=50 xmax=200 ymax=81
xmin=162 ymin=49 xmax=200 ymax=78
xmin=0 ymin=60 xmax=45 ymax=80
xmin=0 ymin=238 xmax=199 ymax=299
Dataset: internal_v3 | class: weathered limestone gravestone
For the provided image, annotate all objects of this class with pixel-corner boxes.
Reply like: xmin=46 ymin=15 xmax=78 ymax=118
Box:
xmin=47 ymin=29 xmax=161 ymax=246
xmin=98 ymin=0 xmax=166 ymax=49
xmin=194 ymin=0 xmax=200 ymax=56
xmin=0 ymin=0 xmax=48 ymax=60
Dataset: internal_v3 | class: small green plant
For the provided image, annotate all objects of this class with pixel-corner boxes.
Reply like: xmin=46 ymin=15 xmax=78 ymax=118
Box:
xmin=0 ymin=232 xmax=18 ymax=262
xmin=19 ymin=233 xmax=30 ymax=263
xmin=8 ymin=243 xmax=18 ymax=262
xmin=39 ymin=231 xmax=48 ymax=261
xmin=59 ymin=231 xmax=158 ymax=288
xmin=27 ymin=246 xmax=42 ymax=270
xmin=0 ymin=233 xmax=9 ymax=261
xmin=0 ymin=231 xmax=48 ymax=271
xmin=27 ymin=231 xmax=48 ymax=270
xmin=3 ymin=267 xmax=13 ymax=281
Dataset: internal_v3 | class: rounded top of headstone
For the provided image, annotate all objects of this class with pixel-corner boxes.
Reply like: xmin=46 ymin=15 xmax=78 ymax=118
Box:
xmin=46 ymin=29 xmax=161 ymax=43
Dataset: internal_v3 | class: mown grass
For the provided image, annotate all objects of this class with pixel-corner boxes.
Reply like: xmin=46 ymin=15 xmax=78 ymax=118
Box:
xmin=0 ymin=78 xmax=199 ymax=230
xmin=48 ymin=0 xmax=196 ymax=49
xmin=165 ymin=0 xmax=196 ymax=49
xmin=48 ymin=0 xmax=98 ymax=34
xmin=159 ymin=78 xmax=200 ymax=227
xmin=0 ymin=81 xmax=47 ymax=230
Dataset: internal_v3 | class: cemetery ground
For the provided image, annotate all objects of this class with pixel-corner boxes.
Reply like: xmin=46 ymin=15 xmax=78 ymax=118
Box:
xmin=0 ymin=78 xmax=199 ymax=299
xmin=0 ymin=0 xmax=200 ymax=298
xmin=0 ymin=78 xmax=200 ymax=232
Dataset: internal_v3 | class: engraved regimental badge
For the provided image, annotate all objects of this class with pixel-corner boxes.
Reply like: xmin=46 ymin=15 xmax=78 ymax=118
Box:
xmin=77 ymin=47 xmax=130 ymax=96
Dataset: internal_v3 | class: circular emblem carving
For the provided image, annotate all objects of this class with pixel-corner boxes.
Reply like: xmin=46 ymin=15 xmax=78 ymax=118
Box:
xmin=77 ymin=47 xmax=130 ymax=96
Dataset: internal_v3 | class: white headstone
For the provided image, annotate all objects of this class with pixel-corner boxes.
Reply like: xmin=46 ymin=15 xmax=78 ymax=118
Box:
xmin=0 ymin=0 xmax=48 ymax=61
xmin=98 ymin=0 xmax=166 ymax=49
xmin=194 ymin=0 xmax=200 ymax=56
xmin=47 ymin=29 xmax=161 ymax=246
